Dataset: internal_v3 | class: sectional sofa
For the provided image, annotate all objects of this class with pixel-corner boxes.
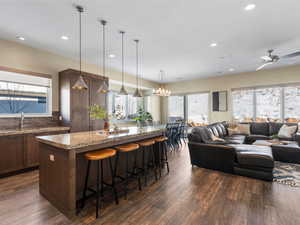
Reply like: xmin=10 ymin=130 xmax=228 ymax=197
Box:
xmin=188 ymin=122 xmax=300 ymax=181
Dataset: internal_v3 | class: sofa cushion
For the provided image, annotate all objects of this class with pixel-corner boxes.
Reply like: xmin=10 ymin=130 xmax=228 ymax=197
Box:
xmin=231 ymin=144 xmax=274 ymax=168
xmin=215 ymin=124 xmax=225 ymax=137
xmin=210 ymin=126 xmax=220 ymax=137
xmin=269 ymin=122 xmax=284 ymax=136
xmin=250 ymin=123 xmax=270 ymax=136
xmin=245 ymin=135 xmax=271 ymax=144
xmin=237 ymin=124 xmax=251 ymax=135
xmin=278 ymin=124 xmax=298 ymax=139
xmin=188 ymin=127 xmax=203 ymax=143
xmin=224 ymin=135 xmax=246 ymax=144
xmin=199 ymin=127 xmax=214 ymax=143
xmin=271 ymin=142 xmax=300 ymax=164
xmin=219 ymin=123 xmax=228 ymax=136
xmin=207 ymin=127 xmax=214 ymax=136
xmin=228 ymin=127 xmax=240 ymax=136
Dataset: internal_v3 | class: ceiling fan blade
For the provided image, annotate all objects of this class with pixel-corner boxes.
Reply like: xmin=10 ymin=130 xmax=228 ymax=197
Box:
xmin=282 ymin=51 xmax=300 ymax=58
xmin=261 ymin=56 xmax=272 ymax=61
xmin=256 ymin=62 xmax=272 ymax=71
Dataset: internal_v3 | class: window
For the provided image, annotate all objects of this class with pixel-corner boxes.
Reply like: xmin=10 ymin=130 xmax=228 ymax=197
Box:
xmin=167 ymin=93 xmax=209 ymax=123
xmin=168 ymin=96 xmax=184 ymax=122
xmin=232 ymin=89 xmax=254 ymax=122
xmin=284 ymin=85 xmax=300 ymax=122
xmin=0 ymin=70 xmax=52 ymax=116
xmin=232 ymin=84 xmax=300 ymax=122
xmin=107 ymin=91 xmax=145 ymax=120
xmin=256 ymin=87 xmax=281 ymax=122
xmin=187 ymin=93 xmax=209 ymax=123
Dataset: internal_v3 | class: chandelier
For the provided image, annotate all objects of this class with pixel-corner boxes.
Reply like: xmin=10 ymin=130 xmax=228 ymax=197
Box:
xmin=153 ymin=70 xmax=171 ymax=97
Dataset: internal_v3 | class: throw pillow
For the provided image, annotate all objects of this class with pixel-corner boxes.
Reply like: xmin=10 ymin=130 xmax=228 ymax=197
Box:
xmin=228 ymin=127 xmax=239 ymax=136
xmin=199 ymin=127 xmax=213 ymax=143
xmin=278 ymin=125 xmax=297 ymax=138
xmin=237 ymin=124 xmax=251 ymax=135
xmin=211 ymin=134 xmax=226 ymax=142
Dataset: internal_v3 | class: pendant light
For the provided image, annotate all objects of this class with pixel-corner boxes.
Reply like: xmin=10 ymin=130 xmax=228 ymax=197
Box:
xmin=72 ymin=5 xmax=88 ymax=90
xmin=97 ymin=20 xmax=109 ymax=94
xmin=133 ymin=39 xmax=143 ymax=97
xmin=153 ymin=70 xmax=171 ymax=96
xmin=118 ymin=31 xmax=128 ymax=95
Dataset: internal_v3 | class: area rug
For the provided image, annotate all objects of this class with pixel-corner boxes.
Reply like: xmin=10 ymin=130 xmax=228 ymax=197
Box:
xmin=273 ymin=161 xmax=300 ymax=187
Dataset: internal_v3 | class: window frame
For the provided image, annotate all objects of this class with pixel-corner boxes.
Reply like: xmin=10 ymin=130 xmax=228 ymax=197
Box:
xmin=167 ymin=95 xmax=185 ymax=122
xmin=0 ymin=70 xmax=52 ymax=118
xmin=167 ymin=92 xmax=210 ymax=123
xmin=186 ymin=92 xmax=210 ymax=124
xmin=231 ymin=83 xmax=300 ymax=122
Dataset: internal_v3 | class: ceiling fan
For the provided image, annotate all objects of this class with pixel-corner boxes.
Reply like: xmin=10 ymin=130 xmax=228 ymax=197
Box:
xmin=256 ymin=49 xmax=300 ymax=71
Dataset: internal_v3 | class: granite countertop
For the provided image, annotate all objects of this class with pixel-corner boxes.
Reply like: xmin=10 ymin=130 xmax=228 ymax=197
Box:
xmin=36 ymin=126 xmax=165 ymax=150
xmin=0 ymin=126 xmax=70 ymax=136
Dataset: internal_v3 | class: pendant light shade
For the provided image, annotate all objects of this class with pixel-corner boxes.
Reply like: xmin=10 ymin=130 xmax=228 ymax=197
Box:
xmin=133 ymin=39 xmax=143 ymax=98
xmin=133 ymin=88 xmax=143 ymax=98
xmin=97 ymin=80 xmax=109 ymax=94
xmin=119 ymin=85 xmax=128 ymax=95
xmin=72 ymin=5 xmax=88 ymax=90
xmin=118 ymin=31 xmax=128 ymax=95
xmin=97 ymin=20 xmax=109 ymax=94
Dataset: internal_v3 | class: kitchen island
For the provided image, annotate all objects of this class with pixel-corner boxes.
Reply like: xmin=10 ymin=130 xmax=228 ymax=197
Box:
xmin=36 ymin=126 xmax=165 ymax=217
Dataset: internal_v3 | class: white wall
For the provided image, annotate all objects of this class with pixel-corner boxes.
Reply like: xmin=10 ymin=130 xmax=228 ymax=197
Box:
xmin=164 ymin=65 xmax=300 ymax=123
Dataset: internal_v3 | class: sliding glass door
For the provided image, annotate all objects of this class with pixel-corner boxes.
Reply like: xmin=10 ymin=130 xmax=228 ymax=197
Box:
xmin=168 ymin=96 xmax=184 ymax=122
xmin=187 ymin=93 xmax=209 ymax=124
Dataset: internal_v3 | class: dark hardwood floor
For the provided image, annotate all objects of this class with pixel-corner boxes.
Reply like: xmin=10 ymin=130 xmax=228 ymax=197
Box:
xmin=0 ymin=143 xmax=300 ymax=225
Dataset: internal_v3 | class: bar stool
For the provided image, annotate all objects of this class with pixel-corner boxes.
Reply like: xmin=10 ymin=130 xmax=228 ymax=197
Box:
xmin=135 ymin=139 xmax=158 ymax=186
xmin=81 ymin=148 xmax=118 ymax=219
xmin=115 ymin=143 xmax=141 ymax=199
xmin=154 ymin=136 xmax=169 ymax=177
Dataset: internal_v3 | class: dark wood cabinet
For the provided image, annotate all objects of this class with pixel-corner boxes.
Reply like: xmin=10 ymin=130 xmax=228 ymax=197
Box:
xmin=0 ymin=130 xmax=69 ymax=176
xmin=59 ymin=69 xmax=107 ymax=132
xmin=25 ymin=134 xmax=39 ymax=167
xmin=25 ymin=130 xmax=69 ymax=168
xmin=0 ymin=135 xmax=24 ymax=174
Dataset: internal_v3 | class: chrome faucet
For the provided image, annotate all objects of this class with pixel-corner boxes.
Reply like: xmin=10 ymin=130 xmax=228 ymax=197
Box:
xmin=20 ymin=112 xmax=24 ymax=130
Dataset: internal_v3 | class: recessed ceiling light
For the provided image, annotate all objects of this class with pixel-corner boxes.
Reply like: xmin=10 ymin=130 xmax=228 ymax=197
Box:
xmin=108 ymin=54 xmax=116 ymax=58
xmin=61 ymin=35 xmax=69 ymax=40
xmin=244 ymin=4 xmax=256 ymax=11
xmin=229 ymin=68 xmax=235 ymax=72
xmin=210 ymin=43 xmax=218 ymax=47
xmin=17 ymin=36 xmax=25 ymax=41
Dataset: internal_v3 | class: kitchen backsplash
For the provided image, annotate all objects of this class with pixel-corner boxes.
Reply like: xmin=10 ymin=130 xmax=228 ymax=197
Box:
xmin=0 ymin=111 xmax=61 ymax=130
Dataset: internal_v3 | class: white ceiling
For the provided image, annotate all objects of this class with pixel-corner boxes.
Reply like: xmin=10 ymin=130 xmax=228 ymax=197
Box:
xmin=1 ymin=0 xmax=300 ymax=83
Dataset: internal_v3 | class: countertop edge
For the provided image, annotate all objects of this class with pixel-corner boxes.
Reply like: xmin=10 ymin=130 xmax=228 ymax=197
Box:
xmin=36 ymin=128 xmax=165 ymax=150
xmin=0 ymin=126 xmax=70 ymax=137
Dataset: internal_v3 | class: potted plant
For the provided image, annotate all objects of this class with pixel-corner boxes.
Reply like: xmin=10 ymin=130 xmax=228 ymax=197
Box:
xmin=134 ymin=106 xmax=153 ymax=127
xmin=88 ymin=104 xmax=109 ymax=131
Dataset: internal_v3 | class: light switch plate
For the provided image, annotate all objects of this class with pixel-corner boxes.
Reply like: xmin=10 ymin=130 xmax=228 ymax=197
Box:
xmin=49 ymin=154 xmax=55 ymax=162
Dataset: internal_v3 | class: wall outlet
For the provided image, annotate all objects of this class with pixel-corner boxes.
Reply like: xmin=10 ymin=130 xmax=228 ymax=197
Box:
xmin=49 ymin=154 xmax=55 ymax=162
